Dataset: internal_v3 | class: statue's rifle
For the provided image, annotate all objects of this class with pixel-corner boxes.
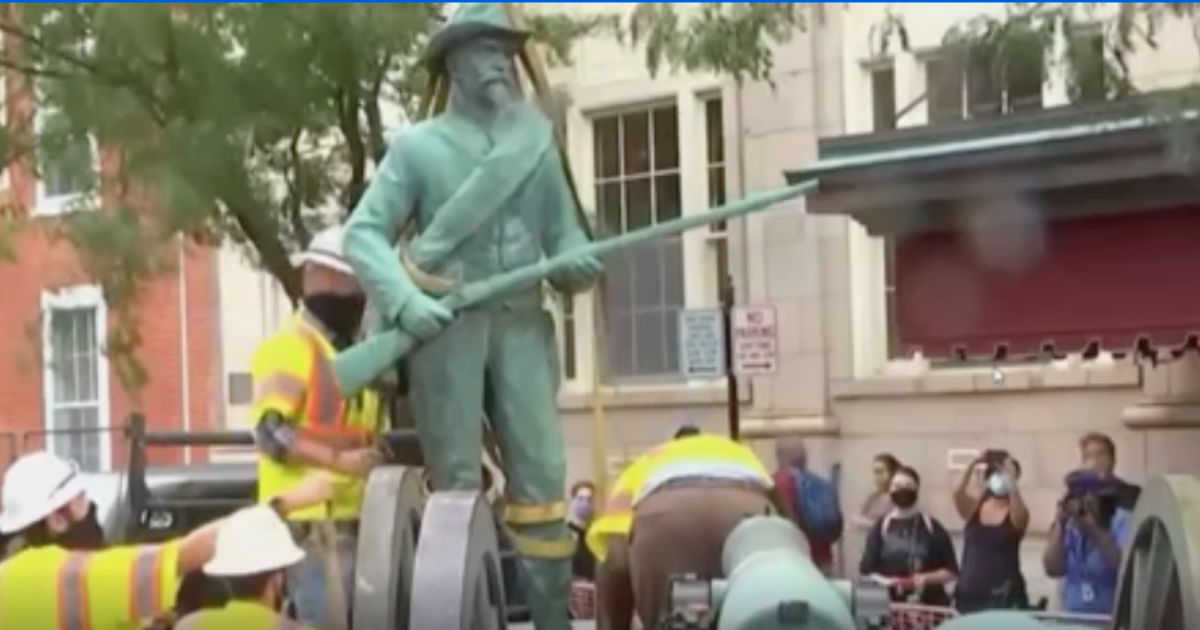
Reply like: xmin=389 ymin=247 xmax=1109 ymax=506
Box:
xmin=332 ymin=180 xmax=818 ymax=396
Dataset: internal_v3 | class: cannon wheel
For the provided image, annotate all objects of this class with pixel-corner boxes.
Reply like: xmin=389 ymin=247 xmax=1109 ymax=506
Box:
xmin=352 ymin=466 xmax=425 ymax=630
xmin=409 ymin=491 xmax=507 ymax=630
xmin=1113 ymin=475 xmax=1200 ymax=630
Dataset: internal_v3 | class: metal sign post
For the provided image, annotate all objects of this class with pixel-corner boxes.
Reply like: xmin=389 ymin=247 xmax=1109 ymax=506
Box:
xmin=721 ymin=276 xmax=741 ymax=440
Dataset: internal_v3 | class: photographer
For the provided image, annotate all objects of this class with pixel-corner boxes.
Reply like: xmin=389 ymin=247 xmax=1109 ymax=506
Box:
xmin=952 ymin=450 xmax=1030 ymax=612
xmin=1043 ymin=470 xmax=1130 ymax=615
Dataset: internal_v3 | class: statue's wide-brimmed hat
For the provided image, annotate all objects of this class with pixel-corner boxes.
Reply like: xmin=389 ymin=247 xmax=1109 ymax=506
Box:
xmin=423 ymin=3 xmax=530 ymax=70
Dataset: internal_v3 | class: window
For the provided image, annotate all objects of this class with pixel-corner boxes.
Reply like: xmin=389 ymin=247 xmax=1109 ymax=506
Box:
xmin=1067 ymin=27 xmax=1108 ymax=104
xmin=41 ymin=286 xmax=110 ymax=472
xmin=704 ymin=98 xmax=729 ymax=295
xmin=593 ymin=105 xmax=685 ymax=380
xmin=560 ymin=297 xmax=577 ymax=381
xmin=870 ymin=65 xmax=897 ymax=131
xmin=226 ymin=372 xmax=253 ymax=406
xmin=924 ymin=45 xmax=1043 ymax=124
xmin=33 ymin=32 xmax=98 ymax=215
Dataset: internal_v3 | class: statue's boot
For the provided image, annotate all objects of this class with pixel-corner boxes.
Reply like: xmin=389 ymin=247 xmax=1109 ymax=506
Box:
xmin=508 ymin=520 xmax=574 ymax=630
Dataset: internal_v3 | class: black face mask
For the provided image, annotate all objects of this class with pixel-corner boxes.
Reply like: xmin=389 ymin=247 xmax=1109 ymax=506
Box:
xmin=57 ymin=502 xmax=107 ymax=550
xmin=890 ymin=489 xmax=918 ymax=510
xmin=304 ymin=293 xmax=366 ymax=345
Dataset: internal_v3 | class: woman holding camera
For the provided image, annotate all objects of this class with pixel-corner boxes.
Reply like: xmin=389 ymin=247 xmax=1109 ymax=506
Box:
xmin=1042 ymin=470 xmax=1130 ymax=615
xmin=952 ymin=451 xmax=1030 ymax=613
xmin=859 ymin=466 xmax=958 ymax=606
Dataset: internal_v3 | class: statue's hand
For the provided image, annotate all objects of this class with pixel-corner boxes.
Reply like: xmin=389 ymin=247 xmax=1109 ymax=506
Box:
xmin=549 ymin=251 xmax=603 ymax=293
xmin=397 ymin=293 xmax=454 ymax=340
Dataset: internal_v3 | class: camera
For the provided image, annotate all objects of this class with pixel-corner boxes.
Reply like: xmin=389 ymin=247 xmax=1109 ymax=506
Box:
xmin=980 ymin=449 xmax=1010 ymax=477
xmin=1060 ymin=473 xmax=1119 ymax=523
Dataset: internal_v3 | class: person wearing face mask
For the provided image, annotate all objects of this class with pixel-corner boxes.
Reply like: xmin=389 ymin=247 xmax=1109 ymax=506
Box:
xmin=0 ymin=451 xmax=335 ymax=630
xmin=860 ymin=467 xmax=957 ymax=606
xmin=250 ymin=225 xmax=386 ymax=629
xmin=952 ymin=451 xmax=1031 ymax=613
xmin=567 ymin=481 xmax=596 ymax=581
xmin=174 ymin=506 xmax=318 ymax=630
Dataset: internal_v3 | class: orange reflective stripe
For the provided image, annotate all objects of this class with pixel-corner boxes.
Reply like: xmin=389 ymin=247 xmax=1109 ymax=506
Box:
xmin=293 ymin=326 xmax=343 ymax=428
xmin=127 ymin=546 xmax=165 ymax=620
xmin=58 ymin=552 xmax=95 ymax=630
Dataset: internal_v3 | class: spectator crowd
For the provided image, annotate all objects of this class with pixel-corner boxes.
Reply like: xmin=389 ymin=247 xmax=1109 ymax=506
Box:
xmin=567 ymin=430 xmax=1138 ymax=620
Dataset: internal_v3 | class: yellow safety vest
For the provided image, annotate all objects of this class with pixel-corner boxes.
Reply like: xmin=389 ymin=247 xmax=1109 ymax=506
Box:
xmin=251 ymin=310 xmax=383 ymax=522
xmin=175 ymin=601 xmax=317 ymax=630
xmin=0 ymin=541 xmax=180 ymax=630
xmin=585 ymin=435 xmax=772 ymax=561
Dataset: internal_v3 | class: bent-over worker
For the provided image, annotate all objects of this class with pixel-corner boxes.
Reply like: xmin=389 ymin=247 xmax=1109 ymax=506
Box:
xmin=587 ymin=428 xmax=777 ymax=630
xmin=251 ymin=225 xmax=385 ymax=629
xmin=0 ymin=451 xmax=333 ymax=630
xmin=176 ymin=506 xmax=318 ymax=630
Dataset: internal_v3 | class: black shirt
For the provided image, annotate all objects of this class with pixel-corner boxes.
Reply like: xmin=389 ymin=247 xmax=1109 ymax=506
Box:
xmin=955 ymin=511 xmax=1027 ymax=612
xmin=570 ymin=523 xmax=596 ymax=580
xmin=860 ymin=513 xmax=958 ymax=606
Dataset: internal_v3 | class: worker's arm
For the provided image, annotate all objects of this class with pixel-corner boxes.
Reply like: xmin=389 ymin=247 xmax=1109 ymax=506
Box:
xmin=174 ymin=471 xmax=335 ymax=577
xmin=343 ymin=129 xmax=421 ymax=325
xmin=249 ymin=335 xmax=361 ymax=475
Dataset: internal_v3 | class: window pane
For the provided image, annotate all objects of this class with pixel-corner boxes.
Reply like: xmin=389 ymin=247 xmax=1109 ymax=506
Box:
xmin=625 ymin=177 xmax=653 ymax=231
xmin=654 ymin=174 xmax=681 ymax=223
xmin=632 ymin=311 xmax=668 ymax=376
xmin=562 ymin=315 xmax=577 ymax=380
xmin=605 ymin=312 xmax=636 ymax=378
xmin=926 ymin=58 xmax=963 ymax=123
xmin=653 ymin=106 xmax=680 ymax=171
xmin=604 ymin=255 xmax=634 ymax=312
xmin=594 ymin=116 xmax=621 ymax=179
xmin=662 ymin=307 xmax=681 ymax=374
xmin=871 ymin=67 xmax=897 ymax=131
xmin=596 ymin=182 xmax=624 ymax=236
xmin=622 ymin=111 xmax=651 ymax=175
xmin=705 ymin=99 xmax=724 ymax=165
xmin=630 ymin=243 xmax=663 ymax=308
xmin=660 ymin=238 xmax=686 ymax=307
xmin=53 ymin=407 xmax=101 ymax=472
xmin=966 ymin=50 xmax=1002 ymax=118
xmin=707 ymin=166 xmax=726 ymax=209
xmin=43 ymin=138 xmax=95 ymax=199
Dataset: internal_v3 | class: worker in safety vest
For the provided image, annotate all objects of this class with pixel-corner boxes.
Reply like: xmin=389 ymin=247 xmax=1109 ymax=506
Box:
xmin=0 ymin=451 xmax=334 ymax=630
xmin=250 ymin=225 xmax=384 ymax=629
xmin=587 ymin=426 xmax=777 ymax=630
xmin=175 ymin=505 xmax=317 ymax=630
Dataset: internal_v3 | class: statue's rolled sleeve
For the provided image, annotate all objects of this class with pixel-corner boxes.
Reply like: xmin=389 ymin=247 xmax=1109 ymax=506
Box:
xmin=345 ymin=137 xmax=421 ymax=323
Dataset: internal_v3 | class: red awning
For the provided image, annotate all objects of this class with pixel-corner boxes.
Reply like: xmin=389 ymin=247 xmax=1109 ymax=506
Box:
xmin=893 ymin=206 xmax=1200 ymax=361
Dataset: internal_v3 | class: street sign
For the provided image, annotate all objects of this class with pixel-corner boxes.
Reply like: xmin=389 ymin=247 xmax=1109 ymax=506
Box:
xmin=732 ymin=305 xmax=779 ymax=375
xmin=678 ymin=309 xmax=726 ymax=379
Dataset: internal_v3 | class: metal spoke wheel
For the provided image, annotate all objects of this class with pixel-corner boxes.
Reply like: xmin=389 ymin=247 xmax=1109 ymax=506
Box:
xmin=1113 ymin=476 xmax=1200 ymax=630
xmin=352 ymin=466 xmax=425 ymax=630
xmin=409 ymin=491 xmax=507 ymax=630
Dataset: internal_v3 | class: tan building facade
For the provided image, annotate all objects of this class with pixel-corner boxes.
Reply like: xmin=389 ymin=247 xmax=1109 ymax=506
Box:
xmin=541 ymin=2 xmax=1200 ymax=601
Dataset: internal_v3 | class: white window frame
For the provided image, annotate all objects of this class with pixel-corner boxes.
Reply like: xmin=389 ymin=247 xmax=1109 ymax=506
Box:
xmin=32 ymin=34 xmax=99 ymax=217
xmin=40 ymin=284 xmax=111 ymax=471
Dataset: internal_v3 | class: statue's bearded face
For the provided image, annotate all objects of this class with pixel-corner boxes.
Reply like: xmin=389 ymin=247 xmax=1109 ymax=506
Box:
xmin=446 ymin=36 xmax=518 ymax=109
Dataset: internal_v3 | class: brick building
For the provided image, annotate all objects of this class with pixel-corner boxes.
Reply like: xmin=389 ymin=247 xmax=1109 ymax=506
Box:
xmin=0 ymin=134 xmax=220 ymax=471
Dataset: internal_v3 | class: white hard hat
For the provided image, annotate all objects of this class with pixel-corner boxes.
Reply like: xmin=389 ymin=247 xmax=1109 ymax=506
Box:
xmin=203 ymin=505 xmax=305 ymax=577
xmin=292 ymin=226 xmax=353 ymax=275
xmin=0 ymin=451 xmax=87 ymax=534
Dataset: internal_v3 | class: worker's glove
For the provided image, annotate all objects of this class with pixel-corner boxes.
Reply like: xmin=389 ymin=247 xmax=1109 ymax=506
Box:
xmin=549 ymin=250 xmax=603 ymax=293
xmin=397 ymin=293 xmax=454 ymax=340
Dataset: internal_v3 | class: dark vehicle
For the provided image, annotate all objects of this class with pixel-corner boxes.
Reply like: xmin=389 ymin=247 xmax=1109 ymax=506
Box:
xmin=118 ymin=415 xmax=533 ymax=624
